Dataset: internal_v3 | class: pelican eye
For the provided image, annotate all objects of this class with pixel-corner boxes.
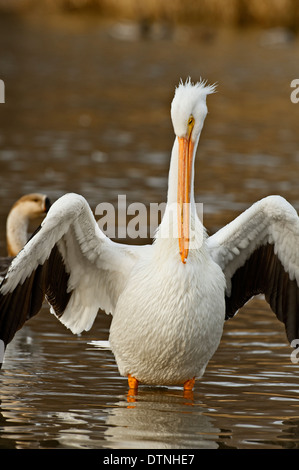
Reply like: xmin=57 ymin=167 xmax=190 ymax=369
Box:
xmin=187 ymin=116 xmax=194 ymax=138
xmin=188 ymin=116 xmax=194 ymax=127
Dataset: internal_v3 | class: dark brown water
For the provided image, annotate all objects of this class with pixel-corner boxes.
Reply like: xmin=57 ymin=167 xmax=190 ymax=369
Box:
xmin=0 ymin=13 xmax=299 ymax=450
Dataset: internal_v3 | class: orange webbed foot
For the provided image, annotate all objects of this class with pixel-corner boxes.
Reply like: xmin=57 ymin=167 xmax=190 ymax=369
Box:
xmin=183 ymin=377 xmax=195 ymax=391
xmin=128 ymin=374 xmax=139 ymax=390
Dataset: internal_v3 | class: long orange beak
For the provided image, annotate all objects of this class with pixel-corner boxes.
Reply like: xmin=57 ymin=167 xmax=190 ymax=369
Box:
xmin=177 ymin=136 xmax=194 ymax=264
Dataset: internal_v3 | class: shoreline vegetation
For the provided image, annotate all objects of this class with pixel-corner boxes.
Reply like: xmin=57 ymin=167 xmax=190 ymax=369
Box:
xmin=0 ymin=0 xmax=298 ymax=31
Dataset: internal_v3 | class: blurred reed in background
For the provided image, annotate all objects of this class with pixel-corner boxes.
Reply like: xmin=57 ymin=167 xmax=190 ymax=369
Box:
xmin=0 ymin=0 xmax=298 ymax=30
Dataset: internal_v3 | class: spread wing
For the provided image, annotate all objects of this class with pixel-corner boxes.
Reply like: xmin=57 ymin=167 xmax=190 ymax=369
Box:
xmin=0 ymin=193 xmax=141 ymax=348
xmin=207 ymin=195 xmax=299 ymax=342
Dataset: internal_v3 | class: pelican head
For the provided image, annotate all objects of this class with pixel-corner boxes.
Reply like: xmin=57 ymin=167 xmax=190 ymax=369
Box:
xmin=12 ymin=193 xmax=51 ymax=219
xmin=6 ymin=193 xmax=51 ymax=257
xmin=171 ymin=78 xmax=216 ymax=263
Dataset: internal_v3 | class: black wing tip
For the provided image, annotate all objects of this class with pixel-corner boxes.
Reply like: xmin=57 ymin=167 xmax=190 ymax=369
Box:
xmin=0 ymin=244 xmax=71 ymax=348
xmin=225 ymin=243 xmax=299 ymax=345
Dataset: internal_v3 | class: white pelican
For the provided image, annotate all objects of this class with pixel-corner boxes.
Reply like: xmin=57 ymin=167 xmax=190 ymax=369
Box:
xmin=0 ymin=193 xmax=50 ymax=279
xmin=1 ymin=79 xmax=299 ymax=392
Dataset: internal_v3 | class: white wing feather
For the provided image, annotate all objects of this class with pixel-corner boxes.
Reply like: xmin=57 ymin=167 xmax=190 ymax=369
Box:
xmin=207 ymin=195 xmax=299 ymax=294
xmin=0 ymin=193 xmax=141 ymax=334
